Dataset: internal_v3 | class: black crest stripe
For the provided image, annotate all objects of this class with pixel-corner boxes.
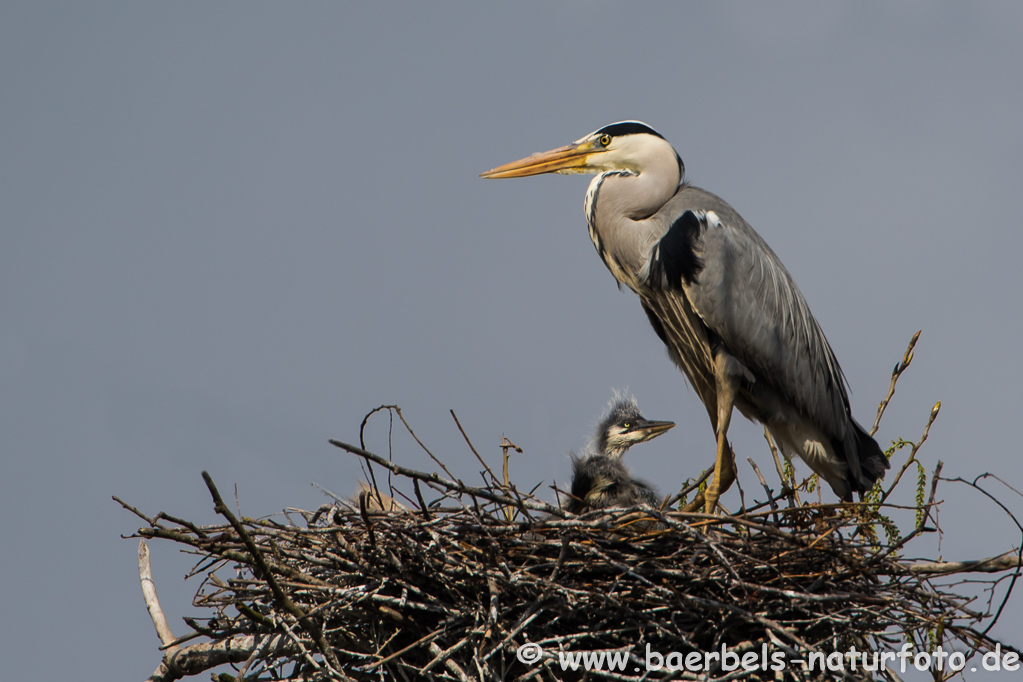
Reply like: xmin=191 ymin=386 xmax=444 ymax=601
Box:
xmin=594 ymin=121 xmax=665 ymax=140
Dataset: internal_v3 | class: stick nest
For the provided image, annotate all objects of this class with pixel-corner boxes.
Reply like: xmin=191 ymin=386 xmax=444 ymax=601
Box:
xmin=124 ymin=426 xmax=1019 ymax=681
xmin=121 ymin=332 xmax=1020 ymax=682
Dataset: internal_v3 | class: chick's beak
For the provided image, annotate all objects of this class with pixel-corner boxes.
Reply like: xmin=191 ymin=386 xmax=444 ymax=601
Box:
xmin=629 ymin=419 xmax=676 ymax=442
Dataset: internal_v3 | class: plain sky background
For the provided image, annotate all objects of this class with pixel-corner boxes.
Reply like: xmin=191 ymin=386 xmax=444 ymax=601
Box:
xmin=2 ymin=3 xmax=1022 ymax=679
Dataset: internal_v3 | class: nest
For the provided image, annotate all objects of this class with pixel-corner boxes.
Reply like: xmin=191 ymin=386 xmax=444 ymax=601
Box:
xmin=124 ymin=427 xmax=1021 ymax=681
xmin=122 ymin=336 xmax=1022 ymax=681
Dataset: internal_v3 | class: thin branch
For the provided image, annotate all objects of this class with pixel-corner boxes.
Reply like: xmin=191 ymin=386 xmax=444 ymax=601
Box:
xmin=872 ymin=329 xmax=921 ymax=436
xmin=879 ymin=401 xmax=940 ymax=505
xmin=450 ymin=409 xmax=498 ymax=485
xmin=666 ymin=467 xmax=712 ymax=508
xmin=328 ymin=439 xmax=556 ymax=515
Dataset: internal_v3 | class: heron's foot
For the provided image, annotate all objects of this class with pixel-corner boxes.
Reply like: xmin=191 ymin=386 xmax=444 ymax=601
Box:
xmin=703 ymin=479 xmax=720 ymax=514
xmin=703 ymin=434 xmax=735 ymax=514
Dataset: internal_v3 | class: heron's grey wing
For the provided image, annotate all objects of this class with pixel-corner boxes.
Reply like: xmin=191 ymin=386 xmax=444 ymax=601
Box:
xmin=650 ymin=188 xmax=850 ymax=438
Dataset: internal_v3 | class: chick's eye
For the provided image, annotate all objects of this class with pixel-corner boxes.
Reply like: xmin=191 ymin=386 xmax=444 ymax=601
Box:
xmin=599 ymin=134 xmax=611 ymax=147
xmin=622 ymin=422 xmax=631 ymax=429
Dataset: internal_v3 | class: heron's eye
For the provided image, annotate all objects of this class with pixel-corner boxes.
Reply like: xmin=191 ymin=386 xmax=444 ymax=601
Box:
xmin=598 ymin=134 xmax=611 ymax=147
xmin=622 ymin=421 xmax=631 ymax=429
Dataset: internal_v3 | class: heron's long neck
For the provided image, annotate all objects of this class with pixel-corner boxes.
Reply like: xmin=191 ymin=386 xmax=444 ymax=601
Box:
xmin=585 ymin=167 xmax=679 ymax=290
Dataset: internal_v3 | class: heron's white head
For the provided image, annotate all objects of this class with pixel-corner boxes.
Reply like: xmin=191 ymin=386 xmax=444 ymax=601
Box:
xmin=480 ymin=121 xmax=683 ymax=181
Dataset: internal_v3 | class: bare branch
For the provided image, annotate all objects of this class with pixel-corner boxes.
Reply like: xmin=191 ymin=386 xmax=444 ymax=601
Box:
xmin=138 ymin=539 xmax=176 ymax=649
xmin=146 ymin=635 xmax=258 ymax=682
xmin=906 ymin=551 xmax=1023 ymax=576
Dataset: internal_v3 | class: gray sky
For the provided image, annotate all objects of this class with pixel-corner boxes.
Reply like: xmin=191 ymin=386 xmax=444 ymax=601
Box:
xmin=2 ymin=3 xmax=1022 ymax=678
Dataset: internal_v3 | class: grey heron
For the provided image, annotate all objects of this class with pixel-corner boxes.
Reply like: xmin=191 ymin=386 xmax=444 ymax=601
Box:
xmin=481 ymin=122 xmax=888 ymax=512
xmin=565 ymin=397 xmax=674 ymax=515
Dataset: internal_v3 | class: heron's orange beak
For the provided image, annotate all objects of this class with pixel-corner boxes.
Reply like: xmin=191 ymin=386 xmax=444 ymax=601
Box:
xmin=479 ymin=139 xmax=602 ymax=179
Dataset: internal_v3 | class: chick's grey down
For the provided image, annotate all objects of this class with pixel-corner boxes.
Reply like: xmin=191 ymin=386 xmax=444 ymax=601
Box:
xmin=481 ymin=121 xmax=888 ymax=501
xmin=565 ymin=398 xmax=672 ymax=514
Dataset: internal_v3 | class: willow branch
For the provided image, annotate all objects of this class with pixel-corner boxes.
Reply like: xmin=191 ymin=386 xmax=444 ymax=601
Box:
xmin=872 ymin=329 xmax=921 ymax=436
xmin=879 ymin=401 xmax=940 ymax=505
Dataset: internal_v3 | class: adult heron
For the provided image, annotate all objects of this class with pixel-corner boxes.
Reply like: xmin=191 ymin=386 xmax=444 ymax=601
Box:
xmin=565 ymin=397 xmax=673 ymax=515
xmin=481 ymin=122 xmax=888 ymax=511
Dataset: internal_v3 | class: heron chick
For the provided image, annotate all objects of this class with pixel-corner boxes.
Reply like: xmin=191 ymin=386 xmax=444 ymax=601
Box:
xmin=565 ymin=398 xmax=674 ymax=515
xmin=482 ymin=122 xmax=889 ymax=511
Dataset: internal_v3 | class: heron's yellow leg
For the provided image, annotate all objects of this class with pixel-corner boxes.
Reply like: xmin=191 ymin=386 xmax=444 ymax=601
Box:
xmin=703 ymin=354 xmax=739 ymax=513
xmin=704 ymin=432 xmax=737 ymax=513
xmin=681 ymin=440 xmax=736 ymax=513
